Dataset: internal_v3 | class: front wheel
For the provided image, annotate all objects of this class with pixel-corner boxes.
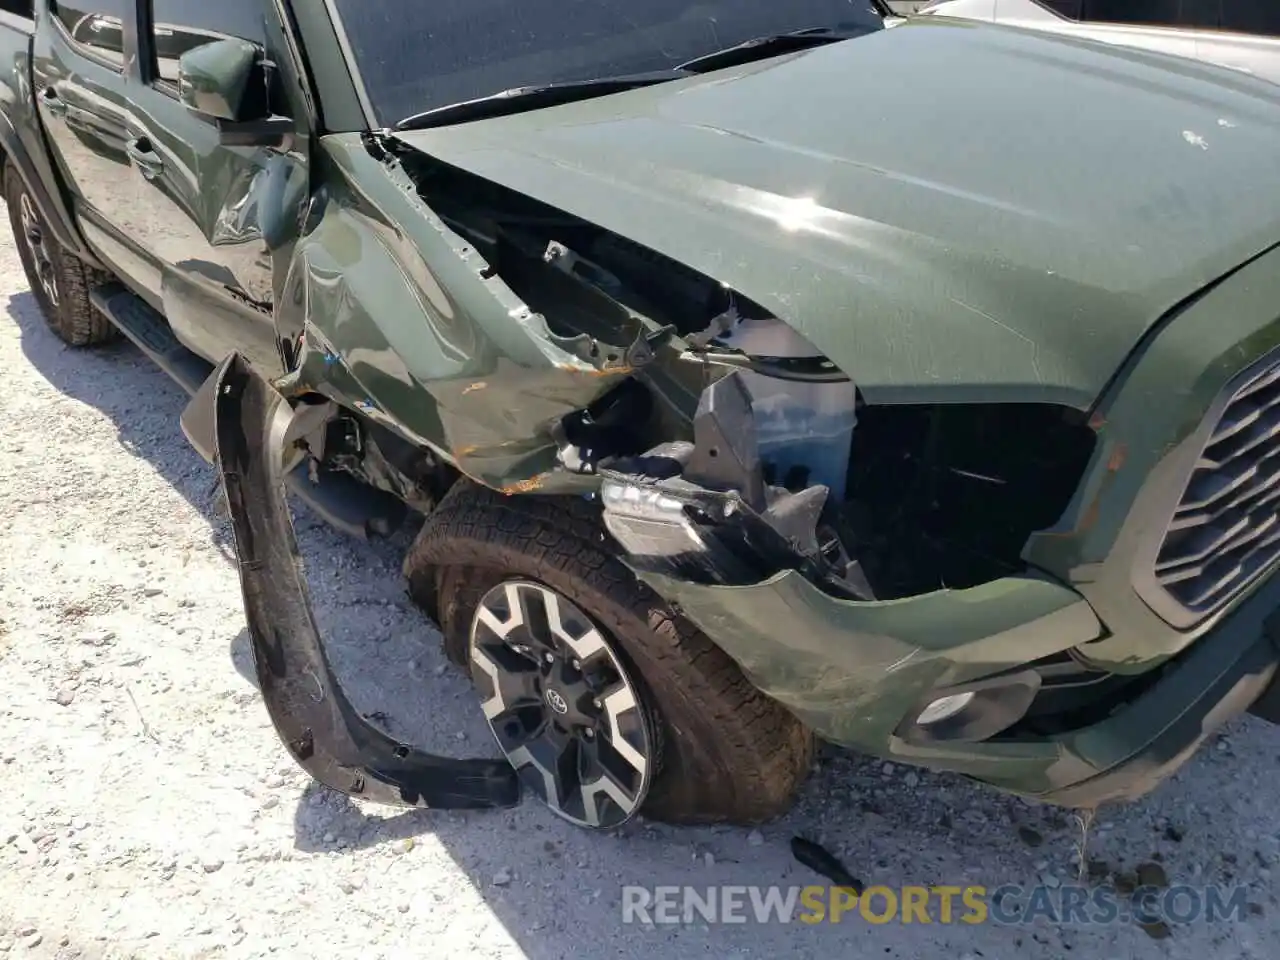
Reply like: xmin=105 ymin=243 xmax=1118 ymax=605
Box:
xmin=404 ymin=483 xmax=815 ymax=827
xmin=4 ymin=159 xmax=117 ymax=346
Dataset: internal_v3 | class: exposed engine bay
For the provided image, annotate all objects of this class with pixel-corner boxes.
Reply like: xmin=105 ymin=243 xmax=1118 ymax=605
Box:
xmin=373 ymin=155 xmax=1101 ymax=602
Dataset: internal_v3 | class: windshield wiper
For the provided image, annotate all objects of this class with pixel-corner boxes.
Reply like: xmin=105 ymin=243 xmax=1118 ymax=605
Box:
xmin=394 ymin=71 xmax=691 ymax=131
xmin=394 ymin=24 xmax=878 ymax=131
xmin=676 ymin=25 xmax=873 ymax=74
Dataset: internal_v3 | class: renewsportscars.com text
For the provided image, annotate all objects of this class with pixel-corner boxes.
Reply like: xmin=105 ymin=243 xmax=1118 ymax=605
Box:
xmin=621 ymin=883 xmax=1251 ymax=926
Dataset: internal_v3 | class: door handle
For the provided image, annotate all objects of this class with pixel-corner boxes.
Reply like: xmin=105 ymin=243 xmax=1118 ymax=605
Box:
xmin=125 ymin=136 xmax=164 ymax=180
xmin=39 ymin=86 xmax=67 ymax=118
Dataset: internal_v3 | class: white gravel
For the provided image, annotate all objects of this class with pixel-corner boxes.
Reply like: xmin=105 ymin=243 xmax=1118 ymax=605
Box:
xmin=0 ymin=222 xmax=1277 ymax=959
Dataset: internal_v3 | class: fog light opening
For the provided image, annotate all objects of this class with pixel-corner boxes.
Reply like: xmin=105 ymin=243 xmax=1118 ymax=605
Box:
xmin=917 ymin=691 xmax=976 ymax=726
xmin=898 ymin=669 xmax=1042 ymax=745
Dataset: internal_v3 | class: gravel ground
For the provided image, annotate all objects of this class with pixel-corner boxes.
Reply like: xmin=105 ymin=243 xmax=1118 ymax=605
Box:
xmin=0 ymin=222 xmax=1277 ymax=960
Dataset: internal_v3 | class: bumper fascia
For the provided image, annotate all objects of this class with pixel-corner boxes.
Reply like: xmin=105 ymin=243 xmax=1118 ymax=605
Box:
xmin=636 ymin=558 xmax=1280 ymax=806
xmin=625 ymin=246 xmax=1280 ymax=806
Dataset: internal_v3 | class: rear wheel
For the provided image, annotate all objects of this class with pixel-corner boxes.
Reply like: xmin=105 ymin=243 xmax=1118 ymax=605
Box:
xmin=404 ymin=482 xmax=815 ymax=827
xmin=4 ymin=160 xmax=117 ymax=346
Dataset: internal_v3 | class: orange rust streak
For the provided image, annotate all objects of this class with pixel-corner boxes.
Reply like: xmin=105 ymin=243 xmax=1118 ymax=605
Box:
xmin=500 ymin=474 xmax=550 ymax=494
xmin=1107 ymin=443 xmax=1128 ymax=473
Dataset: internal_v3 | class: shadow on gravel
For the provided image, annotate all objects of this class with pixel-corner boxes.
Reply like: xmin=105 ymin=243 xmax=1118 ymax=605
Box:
xmin=11 ymin=291 xmax=235 ymax=555
xmin=15 ymin=288 xmax=1278 ymax=959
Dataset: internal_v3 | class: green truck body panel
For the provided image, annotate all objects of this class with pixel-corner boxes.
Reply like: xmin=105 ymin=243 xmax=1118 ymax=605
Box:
xmin=3 ymin=1 xmax=1279 ymax=808
xmin=279 ymin=136 xmax=659 ymax=491
xmin=646 ymin=558 xmax=1280 ymax=802
xmin=0 ymin=12 xmax=96 ymax=263
xmin=640 ymin=568 xmax=1102 ymax=740
xmin=395 ymin=18 xmax=1280 ymax=409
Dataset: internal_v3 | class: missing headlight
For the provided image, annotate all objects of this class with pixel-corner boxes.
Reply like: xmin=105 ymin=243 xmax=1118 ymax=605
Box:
xmin=842 ymin=403 xmax=1097 ymax=599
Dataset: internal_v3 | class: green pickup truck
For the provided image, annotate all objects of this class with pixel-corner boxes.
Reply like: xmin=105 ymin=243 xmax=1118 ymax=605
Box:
xmin=3 ymin=0 xmax=1279 ymax=831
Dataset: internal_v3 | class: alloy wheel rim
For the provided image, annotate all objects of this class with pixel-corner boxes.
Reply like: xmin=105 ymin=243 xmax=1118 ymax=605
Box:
xmin=469 ymin=580 xmax=654 ymax=828
xmin=19 ymin=192 xmax=58 ymax=307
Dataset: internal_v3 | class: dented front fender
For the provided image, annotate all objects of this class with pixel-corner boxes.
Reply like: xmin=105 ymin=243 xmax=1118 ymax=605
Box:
xmin=211 ymin=352 xmax=520 ymax=809
xmin=273 ymin=135 xmax=658 ymax=492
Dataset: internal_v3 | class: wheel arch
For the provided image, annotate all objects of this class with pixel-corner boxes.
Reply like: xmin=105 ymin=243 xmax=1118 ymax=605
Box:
xmin=0 ymin=106 xmax=98 ymax=265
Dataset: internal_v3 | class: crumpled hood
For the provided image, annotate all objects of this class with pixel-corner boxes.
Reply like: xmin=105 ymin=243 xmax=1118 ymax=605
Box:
xmin=394 ymin=18 xmax=1280 ymax=407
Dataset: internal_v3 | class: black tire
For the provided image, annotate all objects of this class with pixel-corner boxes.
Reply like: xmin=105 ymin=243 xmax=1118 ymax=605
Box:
xmin=404 ymin=482 xmax=815 ymax=825
xmin=4 ymin=160 xmax=118 ymax=346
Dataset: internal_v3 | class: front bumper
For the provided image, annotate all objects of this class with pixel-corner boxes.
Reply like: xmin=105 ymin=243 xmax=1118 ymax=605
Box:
xmin=638 ymin=561 xmax=1279 ymax=805
xmin=612 ymin=244 xmax=1280 ymax=806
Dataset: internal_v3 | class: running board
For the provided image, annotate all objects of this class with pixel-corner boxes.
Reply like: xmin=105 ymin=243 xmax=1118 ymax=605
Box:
xmin=90 ymin=283 xmax=211 ymax=393
xmin=91 ymin=284 xmax=405 ymax=539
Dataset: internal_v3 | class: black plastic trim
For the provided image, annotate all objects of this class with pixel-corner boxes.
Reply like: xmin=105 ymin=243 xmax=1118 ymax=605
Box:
xmin=281 ymin=0 xmax=367 ymax=132
xmin=0 ymin=108 xmax=90 ymax=261
xmin=211 ymin=352 xmax=521 ymax=809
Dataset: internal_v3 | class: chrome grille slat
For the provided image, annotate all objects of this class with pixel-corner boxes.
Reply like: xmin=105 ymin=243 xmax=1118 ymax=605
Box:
xmin=1167 ymin=481 xmax=1280 ymax=542
xmin=1172 ymin=455 xmax=1280 ymax=527
xmin=1152 ymin=353 xmax=1280 ymax=619
xmin=1158 ymin=512 xmax=1278 ymax=582
xmin=1200 ymin=405 xmax=1280 ymax=468
xmin=1228 ymin=362 xmax=1280 ymax=405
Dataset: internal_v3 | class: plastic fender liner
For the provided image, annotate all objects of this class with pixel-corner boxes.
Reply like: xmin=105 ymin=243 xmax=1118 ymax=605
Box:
xmin=212 ymin=352 xmax=520 ymax=809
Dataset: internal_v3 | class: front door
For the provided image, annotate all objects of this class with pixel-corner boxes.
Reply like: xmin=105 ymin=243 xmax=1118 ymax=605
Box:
xmin=122 ymin=0 xmax=308 ymax=371
xmin=32 ymin=1 xmax=156 ymax=293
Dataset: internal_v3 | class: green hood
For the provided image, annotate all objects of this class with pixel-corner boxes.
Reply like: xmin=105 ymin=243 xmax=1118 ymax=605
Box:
xmin=394 ymin=18 xmax=1280 ymax=408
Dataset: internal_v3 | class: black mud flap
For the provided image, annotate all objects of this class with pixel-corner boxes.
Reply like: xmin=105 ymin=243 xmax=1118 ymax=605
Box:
xmin=212 ymin=353 xmax=521 ymax=809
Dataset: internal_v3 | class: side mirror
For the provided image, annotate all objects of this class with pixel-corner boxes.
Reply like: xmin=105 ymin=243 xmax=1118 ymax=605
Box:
xmin=177 ymin=38 xmax=262 ymax=122
xmin=177 ymin=38 xmax=293 ymax=148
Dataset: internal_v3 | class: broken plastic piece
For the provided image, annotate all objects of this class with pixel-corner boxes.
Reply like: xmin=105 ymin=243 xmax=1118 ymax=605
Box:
xmin=790 ymin=836 xmax=865 ymax=894
xmin=684 ymin=373 xmax=767 ymax=511
xmin=211 ymin=352 xmax=520 ymax=810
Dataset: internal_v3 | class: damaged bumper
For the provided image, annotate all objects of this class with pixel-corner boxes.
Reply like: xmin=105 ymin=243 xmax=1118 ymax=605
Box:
xmin=601 ymin=419 xmax=1280 ymax=807
xmin=595 ymin=251 xmax=1280 ymax=808
xmin=208 ymin=353 xmax=519 ymax=810
xmin=636 ymin=563 xmax=1280 ymax=807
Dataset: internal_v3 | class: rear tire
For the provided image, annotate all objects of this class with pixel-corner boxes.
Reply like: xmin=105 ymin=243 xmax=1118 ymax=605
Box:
xmin=403 ymin=482 xmax=815 ymax=826
xmin=5 ymin=159 xmax=117 ymax=346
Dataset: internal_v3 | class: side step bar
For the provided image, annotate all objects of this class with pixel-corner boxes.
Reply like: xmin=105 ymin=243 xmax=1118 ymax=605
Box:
xmin=90 ymin=284 xmax=210 ymax=393
xmin=210 ymin=352 xmax=521 ymax=809
xmin=91 ymin=284 xmax=404 ymax=539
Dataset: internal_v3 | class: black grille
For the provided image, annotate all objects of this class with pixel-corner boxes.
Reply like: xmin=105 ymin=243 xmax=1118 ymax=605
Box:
xmin=1153 ymin=359 xmax=1280 ymax=619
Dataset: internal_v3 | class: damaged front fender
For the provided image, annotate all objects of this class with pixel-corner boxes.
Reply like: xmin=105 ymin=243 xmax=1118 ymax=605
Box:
xmin=274 ymin=135 xmax=661 ymax=492
xmin=212 ymin=352 xmax=520 ymax=808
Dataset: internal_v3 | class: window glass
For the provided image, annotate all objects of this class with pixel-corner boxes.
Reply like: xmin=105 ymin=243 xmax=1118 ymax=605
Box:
xmin=1080 ymin=1 xmax=1207 ymax=26
xmin=149 ymin=0 xmax=267 ymax=88
xmin=1039 ymin=1 xmax=1085 ymax=16
xmin=52 ymin=1 xmax=127 ymax=68
xmin=1219 ymin=1 xmax=1280 ymax=33
xmin=1046 ymin=0 xmax=1279 ymax=33
xmin=331 ymin=0 xmax=887 ymax=127
xmin=0 ymin=1 xmax=34 ymax=19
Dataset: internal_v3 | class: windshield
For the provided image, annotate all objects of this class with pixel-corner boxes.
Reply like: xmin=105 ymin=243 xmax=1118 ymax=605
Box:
xmin=331 ymin=0 xmax=886 ymax=127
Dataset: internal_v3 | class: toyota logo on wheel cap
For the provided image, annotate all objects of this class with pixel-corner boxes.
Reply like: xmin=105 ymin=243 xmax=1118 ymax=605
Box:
xmin=545 ymin=688 xmax=569 ymax=715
